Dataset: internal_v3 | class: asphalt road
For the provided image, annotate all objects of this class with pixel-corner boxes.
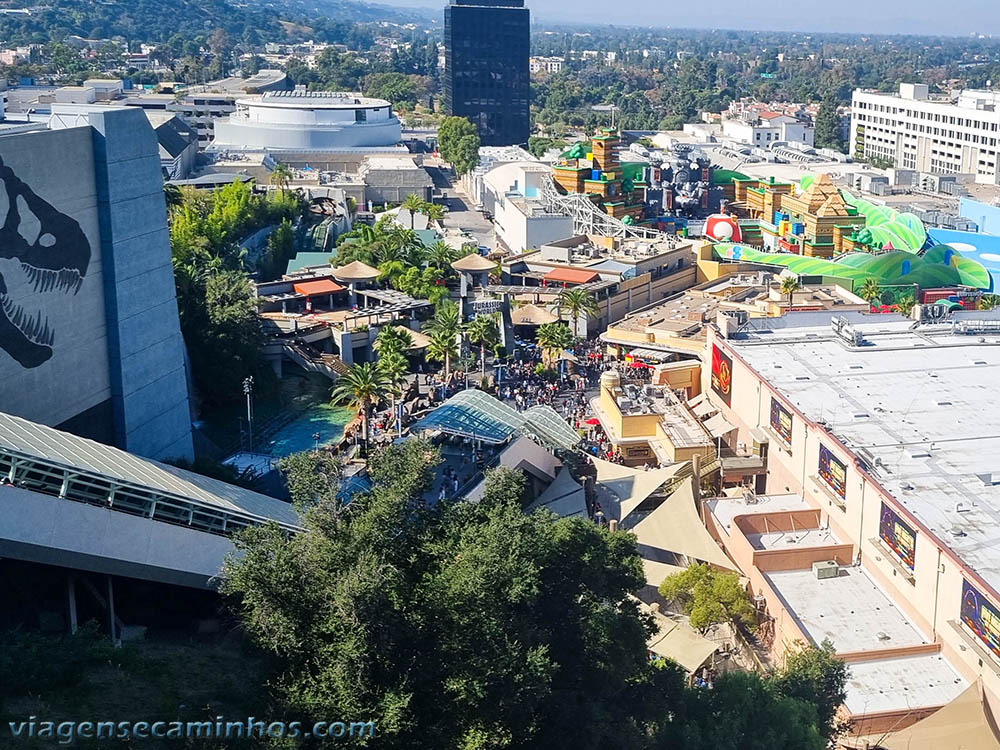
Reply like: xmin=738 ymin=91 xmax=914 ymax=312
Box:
xmin=424 ymin=160 xmax=495 ymax=250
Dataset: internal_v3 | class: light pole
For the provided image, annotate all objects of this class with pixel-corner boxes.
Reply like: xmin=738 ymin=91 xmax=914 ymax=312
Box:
xmin=243 ymin=376 xmax=254 ymax=453
xmin=313 ymin=432 xmax=321 ymax=453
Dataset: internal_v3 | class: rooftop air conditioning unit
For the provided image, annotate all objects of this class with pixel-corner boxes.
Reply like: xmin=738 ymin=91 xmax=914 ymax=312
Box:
xmin=812 ymin=560 xmax=839 ymax=580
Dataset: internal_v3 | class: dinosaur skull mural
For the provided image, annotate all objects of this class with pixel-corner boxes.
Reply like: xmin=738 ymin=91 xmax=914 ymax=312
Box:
xmin=0 ymin=156 xmax=91 ymax=368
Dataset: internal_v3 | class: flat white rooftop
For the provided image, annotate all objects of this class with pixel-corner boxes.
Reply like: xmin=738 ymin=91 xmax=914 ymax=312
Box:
xmin=706 ymin=493 xmax=811 ymax=535
xmin=845 ymin=653 xmax=967 ymax=715
xmin=732 ymin=316 xmax=1000 ymax=593
xmin=765 ymin=566 xmax=929 ymax=653
xmin=750 ymin=526 xmax=841 ymax=551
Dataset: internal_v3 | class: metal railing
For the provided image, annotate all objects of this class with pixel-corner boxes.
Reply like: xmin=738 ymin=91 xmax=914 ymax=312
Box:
xmin=0 ymin=448 xmax=301 ymax=538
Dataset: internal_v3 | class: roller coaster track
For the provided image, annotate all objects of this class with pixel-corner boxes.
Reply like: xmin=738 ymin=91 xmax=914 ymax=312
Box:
xmin=538 ymin=174 xmax=670 ymax=242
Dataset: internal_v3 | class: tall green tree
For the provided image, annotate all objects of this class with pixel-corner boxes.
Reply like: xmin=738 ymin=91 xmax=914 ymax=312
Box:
xmin=858 ymin=277 xmax=883 ymax=309
xmin=188 ymin=268 xmax=261 ymax=408
xmin=779 ymin=275 xmax=802 ymax=311
xmin=557 ymin=287 xmax=600 ymax=337
xmin=400 ymin=193 xmax=425 ymax=229
xmin=438 ymin=116 xmax=481 ymax=177
xmin=658 ymin=563 xmax=756 ymax=634
xmin=814 ymin=97 xmax=844 ymax=152
xmin=466 ymin=313 xmax=500 ymax=383
xmin=330 ymin=362 xmax=390 ymax=455
xmin=772 ymin=641 xmax=849 ymax=742
xmin=536 ymin=322 xmax=574 ymax=368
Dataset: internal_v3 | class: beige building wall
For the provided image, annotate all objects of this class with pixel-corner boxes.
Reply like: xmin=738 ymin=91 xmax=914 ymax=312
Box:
xmin=702 ymin=327 xmax=1000 ymax=709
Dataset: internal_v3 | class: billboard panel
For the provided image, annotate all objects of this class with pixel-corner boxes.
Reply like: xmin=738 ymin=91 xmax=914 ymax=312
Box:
xmin=961 ymin=579 xmax=1000 ymax=660
xmin=818 ymin=444 xmax=847 ymax=500
xmin=769 ymin=397 xmax=793 ymax=444
xmin=879 ymin=502 xmax=916 ymax=571
xmin=711 ymin=345 xmax=733 ymax=407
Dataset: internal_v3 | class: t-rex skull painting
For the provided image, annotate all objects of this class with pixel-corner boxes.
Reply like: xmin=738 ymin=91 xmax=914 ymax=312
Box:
xmin=0 ymin=156 xmax=91 ymax=368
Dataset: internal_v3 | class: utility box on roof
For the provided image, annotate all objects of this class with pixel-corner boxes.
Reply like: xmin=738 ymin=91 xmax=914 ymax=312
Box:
xmin=813 ymin=560 xmax=840 ymax=580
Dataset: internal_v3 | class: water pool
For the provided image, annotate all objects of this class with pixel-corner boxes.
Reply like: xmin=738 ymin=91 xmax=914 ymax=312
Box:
xmin=265 ymin=404 xmax=355 ymax=457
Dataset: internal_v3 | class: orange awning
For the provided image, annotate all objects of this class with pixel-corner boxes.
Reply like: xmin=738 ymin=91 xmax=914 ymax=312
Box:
xmin=294 ymin=279 xmax=345 ymax=296
xmin=544 ymin=268 xmax=599 ymax=284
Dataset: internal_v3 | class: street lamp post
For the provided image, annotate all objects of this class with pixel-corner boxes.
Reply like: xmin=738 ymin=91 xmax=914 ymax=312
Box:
xmin=313 ymin=432 xmax=321 ymax=453
xmin=243 ymin=376 xmax=254 ymax=453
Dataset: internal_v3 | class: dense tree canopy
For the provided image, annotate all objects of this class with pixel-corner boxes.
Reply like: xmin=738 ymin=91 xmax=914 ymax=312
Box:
xmin=223 ymin=445 xmax=849 ymax=749
xmin=438 ymin=116 xmax=481 ymax=177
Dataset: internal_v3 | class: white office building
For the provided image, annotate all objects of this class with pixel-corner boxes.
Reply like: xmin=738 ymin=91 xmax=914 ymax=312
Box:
xmin=211 ymin=91 xmax=401 ymax=151
xmin=482 ymin=162 xmax=573 ymax=255
xmin=851 ymin=83 xmax=1000 ymax=184
xmin=721 ymin=113 xmax=814 ymax=147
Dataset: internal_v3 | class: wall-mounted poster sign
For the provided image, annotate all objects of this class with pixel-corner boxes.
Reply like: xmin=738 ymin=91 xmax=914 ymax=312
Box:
xmin=770 ymin=397 xmax=793 ymax=444
xmin=879 ymin=502 xmax=916 ymax=571
xmin=961 ymin=579 xmax=1000 ymax=661
xmin=711 ymin=345 xmax=733 ymax=406
xmin=818 ymin=444 xmax=847 ymax=500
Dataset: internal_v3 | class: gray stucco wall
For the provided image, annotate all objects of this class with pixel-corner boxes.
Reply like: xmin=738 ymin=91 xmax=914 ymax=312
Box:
xmin=88 ymin=108 xmax=194 ymax=460
xmin=0 ymin=127 xmax=113 ymax=426
xmin=0 ymin=484 xmax=231 ymax=589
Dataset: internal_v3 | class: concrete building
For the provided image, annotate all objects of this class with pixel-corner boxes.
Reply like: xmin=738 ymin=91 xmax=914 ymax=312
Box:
xmin=460 ymin=145 xmax=536 ymax=209
xmin=444 ymin=0 xmax=530 ymax=146
xmin=499 ymin=234 xmax=698 ymax=336
xmin=529 ymin=56 xmax=564 ymax=74
xmin=147 ymin=112 xmax=199 ymax=180
xmin=722 ymin=112 xmax=815 ymax=147
xmin=700 ymin=313 xmax=1000 ymax=733
xmin=47 ymin=104 xmax=199 ymax=180
xmin=168 ymin=70 xmax=290 ymax=146
xmin=603 ymin=271 xmax=868 ymax=359
xmin=212 ymin=91 xmax=401 ymax=152
xmin=483 ymin=161 xmax=573 ymax=254
xmin=591 ymin=368 xmax=715 ymax=466
xmin=1 ymin=108 xmax=194 ymax=460
xmin=358 ymin=155 xmax=434 ymax=204
xmin=851 ymin=83 xmax=1000 ymax=184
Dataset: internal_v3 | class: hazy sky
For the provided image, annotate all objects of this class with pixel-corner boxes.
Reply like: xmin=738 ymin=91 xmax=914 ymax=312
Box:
xmin=382 ymin=0 xmax=1000 ymax=36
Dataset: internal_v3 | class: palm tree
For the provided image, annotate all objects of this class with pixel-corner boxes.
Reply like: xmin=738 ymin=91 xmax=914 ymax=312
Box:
xmin=858 ymin=278 xmax=883 ymax=311
xmin=536 ymin=322 xmax=574 ymax=368
xmin=557 ymin=287 xmax=600 ymax=337
xmin=466 ymin=314 xmax=500 ymax=382
xmin=429 ymin=299 xmax=463 ymax=340
xmin=269 ymin=162 xmax=293 ymax=193
xmin=427 ymin=241 xmax=457 ymax=271
xmin=426 ymin=329 xmax=460 ymax=381
xmin=778 ymin=275 xmax=802 ymax=312
xmin=980 ymin=294 xmax=1000 ymax=311
xmin=375 ymin=324 xmax=414 ymax=356
xmin=896 ymin=294 xmax=917 ymax=317
xmin=401 ymin=193 xmax=425 ymax=229
xmin=377 ymin=350 xmax=410 ymax=436
xmin=330 ymin=362 xmax=390 ymax=457
xmin=163 ymin=183 xmax=184 ymax=212
xmin=423 ymin=202 xmax=446 ymax=223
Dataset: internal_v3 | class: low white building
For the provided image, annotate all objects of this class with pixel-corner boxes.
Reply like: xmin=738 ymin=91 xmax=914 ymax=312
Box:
xmin=482 ymin=162 xmax=573 ymax=255
xmin=722 ymin=113 xmax=814 ymax=147
xmin=530 ymin=56 xmax=564 ymax=74
xmin=213 ymin=90 xmax=401 ymax=151
xmin=460 ymin=145 xmax=536 ymax=209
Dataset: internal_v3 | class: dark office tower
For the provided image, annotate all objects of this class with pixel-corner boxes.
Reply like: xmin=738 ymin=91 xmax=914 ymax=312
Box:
xmin=444 ymin=0 xmax=530 ymax=146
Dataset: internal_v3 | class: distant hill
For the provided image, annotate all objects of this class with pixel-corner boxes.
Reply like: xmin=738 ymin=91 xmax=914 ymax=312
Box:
xmin=0 ymin=0 xmax=432 ymax=46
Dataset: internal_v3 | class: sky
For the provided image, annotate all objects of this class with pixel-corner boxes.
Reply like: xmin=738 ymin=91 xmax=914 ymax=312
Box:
xmin=379 ymin=0 xmax=1000 ymax=37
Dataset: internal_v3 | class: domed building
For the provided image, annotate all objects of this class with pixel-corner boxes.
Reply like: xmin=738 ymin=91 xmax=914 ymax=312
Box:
xmin=211 ymin=90 xmax=402 ymax=151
